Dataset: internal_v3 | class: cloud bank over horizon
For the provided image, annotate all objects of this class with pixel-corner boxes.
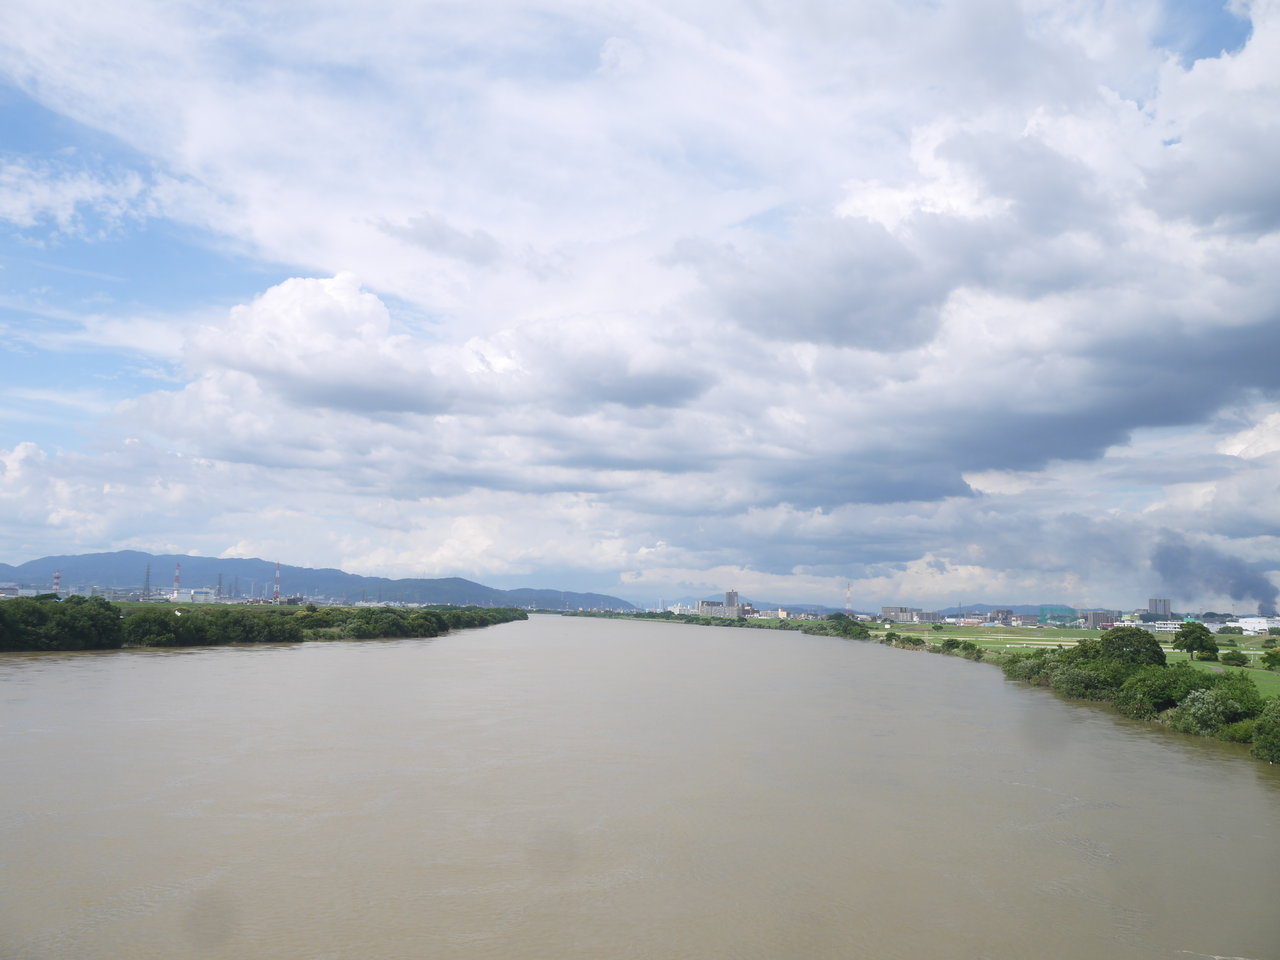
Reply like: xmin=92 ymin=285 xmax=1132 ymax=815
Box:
xmin=1 ymin=0 xmax=1278 ymax=610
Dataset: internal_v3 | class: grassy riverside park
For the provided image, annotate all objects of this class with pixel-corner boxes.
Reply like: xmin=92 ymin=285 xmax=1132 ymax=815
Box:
xmin=866 ymin=621 xmax=1280 ymax=698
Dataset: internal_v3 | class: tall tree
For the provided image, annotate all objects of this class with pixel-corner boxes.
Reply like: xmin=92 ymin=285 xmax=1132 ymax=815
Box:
xmin=1099 ymin=625 xmax=1166 ymax=666
xmin=1172 ymin=622 xmax=1218 ymax=662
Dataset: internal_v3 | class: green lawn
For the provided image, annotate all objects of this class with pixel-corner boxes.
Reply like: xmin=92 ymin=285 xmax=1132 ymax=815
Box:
xmin=1168 ymin=653 xmax=1280 ymax=698
xmin=875 ymin=623 xmax=1093 ymax=644
xmin=866 ymin=622 xmax=1280 ymax=698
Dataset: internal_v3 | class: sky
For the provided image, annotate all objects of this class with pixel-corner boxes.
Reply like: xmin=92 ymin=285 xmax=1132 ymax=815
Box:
xmin=0 ymin=0 xmax=1278 ymax=613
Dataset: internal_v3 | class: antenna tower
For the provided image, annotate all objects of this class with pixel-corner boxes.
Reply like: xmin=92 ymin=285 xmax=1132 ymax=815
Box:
xmin=273 ymin=562 xmax=281 ymax=603
xmin=52 ymin=568 xmax=62 ymax=596
xmin=172 ymin=562 xmax=181 ymax=598
xmin=143 ymin=563 xmax=151 ymax=599
xmin=845 ymin=582 xmax=852 ymax=617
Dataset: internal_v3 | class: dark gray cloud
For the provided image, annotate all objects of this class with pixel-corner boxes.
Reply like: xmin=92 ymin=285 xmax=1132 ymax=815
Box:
xmin=675 ymin=218 xmax=948 ymax=349
xmin=1152 ymin=531 xmax=1278 ymax=615
xmin=1145 ymin=118 xmax=1280 ymax=236
xmin=552 ymin=365 xmax=708 ymax=411
xmin=939 ymin=132 xmax=1107 ymax=238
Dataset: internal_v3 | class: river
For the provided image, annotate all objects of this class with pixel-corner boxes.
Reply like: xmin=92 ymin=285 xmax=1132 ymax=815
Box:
xmin=2 ymin=613 xmax=1277 ymax=959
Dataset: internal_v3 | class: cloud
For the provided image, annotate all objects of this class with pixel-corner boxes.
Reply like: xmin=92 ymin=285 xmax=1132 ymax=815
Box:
xmin=676 ymin=217 xmax=948 ymax=350
xmin=0 ymin=157 xmax=149 ymax=237
xmin=1 ymin=0 xmax=1279 ymax=609
xmin=380 ymin=213 xmax=503 ymax=266
xmin=185 ymin=273 xmax=455 ymax=415
xmin=1152 ymin=531 xmax=1278 ymax=615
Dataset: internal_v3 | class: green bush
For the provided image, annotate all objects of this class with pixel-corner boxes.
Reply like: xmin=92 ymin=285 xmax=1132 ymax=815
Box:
xmin=1000 ymin=650 xmax=1048 ymax=681
xmin=1218 ymin=719 xmax=1255 ymax=743
xmin=1170 ymin=689 xmax=1230 ymax=736
xmin=1261 ymin=649 xmax=1280 ymax=671
xmin=1250 ymin=699 xmax=1280 ymax=762
xmin=123 ymin=607 xmax=179 ymax=646
xmin=1219 ymin=650 xmax=1248 ymax=667
xmin=0 ymin=595 xmax=124 ymax=650
xmin=1114 ymin=663 xmax=1214 ymax=720
xmin=1209 ymin=671 xmax=1265 ymax=721
xmin=1047 ymin=658 xmax=1134 ymax=700
xmin=1051 ymin=666 xmax=1115 ymax=700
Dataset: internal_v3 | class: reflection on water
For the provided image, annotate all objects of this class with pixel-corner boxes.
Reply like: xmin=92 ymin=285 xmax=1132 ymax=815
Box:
xmin=2 ymin=615 xmax=1279 ymax=959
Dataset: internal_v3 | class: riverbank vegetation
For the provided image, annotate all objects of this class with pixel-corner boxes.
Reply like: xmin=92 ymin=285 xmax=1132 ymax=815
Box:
xmin=561 ymin=608 xmax=873 ymax=640
xmin=562 ymin=611 xmax=1280 ymax=763
xmin=0 ymin=595 xmax=526 ymax=651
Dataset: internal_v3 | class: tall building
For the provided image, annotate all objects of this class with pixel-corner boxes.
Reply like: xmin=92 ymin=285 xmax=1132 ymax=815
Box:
xmin=1149 ymin=598 xmax=1171 ymax=618
xmin=881 ymin=605 xmax=922 ymax=621
xmin=695 ymin=590 xmax=751 ymax=618
xmin=1085 ymin=610 xmax=1119 ymax=630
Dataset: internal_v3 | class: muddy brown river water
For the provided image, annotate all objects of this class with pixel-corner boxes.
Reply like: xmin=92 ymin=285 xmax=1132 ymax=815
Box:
xmin=2 ymin=613 xmax=1277 ymax=959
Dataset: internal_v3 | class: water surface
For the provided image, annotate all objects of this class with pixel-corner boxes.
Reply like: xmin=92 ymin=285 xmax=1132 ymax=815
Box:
xmin=2 ymin=614 xmax=1277 ymax=959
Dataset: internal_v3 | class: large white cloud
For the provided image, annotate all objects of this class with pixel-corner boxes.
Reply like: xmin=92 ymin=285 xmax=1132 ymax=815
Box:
xmin=1 ymin=0 xmax=1278 ymax=610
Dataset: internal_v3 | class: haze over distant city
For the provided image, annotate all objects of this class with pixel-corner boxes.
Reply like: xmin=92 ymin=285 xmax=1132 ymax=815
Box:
xmin=1 ymin=1 xmax=1278 ymax=611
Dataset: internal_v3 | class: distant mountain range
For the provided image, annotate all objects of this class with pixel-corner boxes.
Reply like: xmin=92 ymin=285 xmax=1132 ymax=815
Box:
xmin=0 ymin=550 xmax=636 ymax=610
xmin=935 ymin=603 xmax=1049 ymax=616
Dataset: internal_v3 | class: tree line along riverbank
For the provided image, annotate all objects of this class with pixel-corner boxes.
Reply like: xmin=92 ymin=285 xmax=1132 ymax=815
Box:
xmin=561 ymin=611 xmax=1280 ymax=763
xmin=0 ymin=594 xmax=527 ymax=651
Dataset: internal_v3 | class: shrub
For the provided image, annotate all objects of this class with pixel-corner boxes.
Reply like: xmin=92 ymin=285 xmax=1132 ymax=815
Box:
xmin=1220 ymin=650 xmax=1248 ymax=667
xmin=1261 ymin=649 xmax=1280 ymax=671
xmin=123 ymin=607 xmax=179 ymax=646
xmin=1052 ymin=666 xmax=1114 ymax=700
xmin=1218 ymin=719 xmax=1255 ymax=743
xmin=1170 ymin=689 xmax=1230 ymax=736
xmin=1209 ymin=671 xmax=1265 ymax=721
xmin=1001 ymin=650 xmax=1048 ymax=682
xmin=1114 ymin=663 xmax=1213 ymax=720
xmin=1250 ymin=699 xmax=1280 ymax=762
xmin=294 ymin=608 xmax=335 ymax=628
xmin=1048 ymin=658 xmax=1133 ymax=701
xmin=3 ymin=595 xmax=125 ymax=650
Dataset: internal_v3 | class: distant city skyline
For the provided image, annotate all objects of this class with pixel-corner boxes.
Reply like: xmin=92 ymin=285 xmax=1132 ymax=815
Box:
xmin=1 ymin=2 xmax=1277 ymax=613
xmin=3 ymin=550 xmax=1275 ymax=618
